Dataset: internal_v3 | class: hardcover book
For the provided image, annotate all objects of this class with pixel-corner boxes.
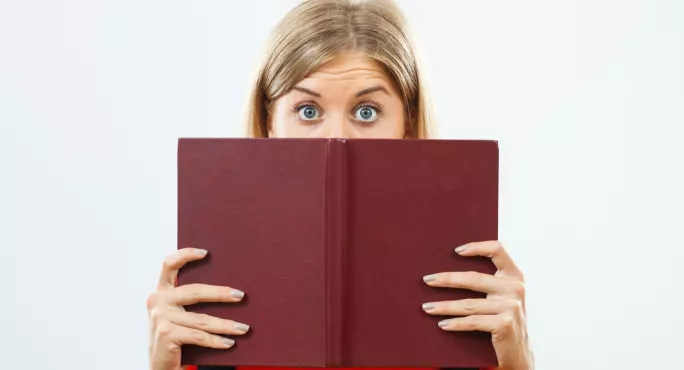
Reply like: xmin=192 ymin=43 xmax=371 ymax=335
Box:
xmin=177 ymin=138 xmax=499 ymax=368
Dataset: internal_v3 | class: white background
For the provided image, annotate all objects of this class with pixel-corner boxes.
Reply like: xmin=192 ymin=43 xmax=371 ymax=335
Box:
xmin=1 ymin=0 xmax=683 ymax=369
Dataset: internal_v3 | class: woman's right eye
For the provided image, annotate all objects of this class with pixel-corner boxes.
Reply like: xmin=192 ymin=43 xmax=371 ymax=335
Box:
xmin=297 ymin=105 xmax=320 ymax=121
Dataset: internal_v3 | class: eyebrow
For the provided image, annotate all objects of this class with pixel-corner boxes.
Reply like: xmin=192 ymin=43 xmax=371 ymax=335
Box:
xmin=292 ymin=86 xmax=321 ymax=97
xmin=291 ymin=85 xmax=390 ymax=98
xmin=355 ymin=86 xmax=390 ymax=97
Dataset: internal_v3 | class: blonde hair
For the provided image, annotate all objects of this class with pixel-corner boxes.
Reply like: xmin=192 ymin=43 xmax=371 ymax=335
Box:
xmin=246 ymin=0 xmax=434 ymax=139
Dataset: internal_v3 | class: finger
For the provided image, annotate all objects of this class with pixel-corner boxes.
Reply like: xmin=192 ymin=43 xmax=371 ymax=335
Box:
xmin=437 ymin=314 xmax=514 ymax=335
xmin=422 ymin=298 xmax=521 ymax=316
xmin=165 ymin=283 xmax=245 ymax=306
xmin=155 ymin=321 xmax=235 ymax=349
xmin=423 ymin=271 xmax=520 ymax=295
xmin=454 ymin=241 xmax=522 ymax=279
xmin=164 ymin=310 xmax=250 ymax=335
xmin=158 ymin=247 xmax=208 ymax=289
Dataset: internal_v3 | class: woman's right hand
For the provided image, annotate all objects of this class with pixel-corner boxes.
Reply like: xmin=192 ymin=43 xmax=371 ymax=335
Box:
xmin=147 ymin=247 xmax=250 ymax=370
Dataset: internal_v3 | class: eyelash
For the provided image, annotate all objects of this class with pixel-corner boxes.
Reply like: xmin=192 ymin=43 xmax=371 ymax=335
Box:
xmin=291 ymin=101 xmax=385 ymax=125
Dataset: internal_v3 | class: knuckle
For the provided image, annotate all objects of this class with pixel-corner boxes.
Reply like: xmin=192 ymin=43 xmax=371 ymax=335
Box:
xmin=146 ymin=292 xmax=159 ymax=310
xmin=462 ymin=299 xmax=477 ymax=313
xmin=500 ymin=314 xmax=515 ymax=331
xmin=465 ymin=316 xmax=479 ymax=330
xmin=191 ymin=329 xmax=208 ymax=345
xmin=149 ymin=307 xmax=165 ymax=324
xmin=493 ymin=240 xmax=504 ymax=251
xmin=512 ymin=281 xmax=526 ymax=297
xmin=188 ymin=285 xmax=204 ymax=301
xmin=464 ymin=271 xmax=481 ymax=286
xmin=165 ymin=340 xmax=181 ymax=354
xmin=162 ymin=254 xmax=177 ymax=271
xmin=155 ymin=321 xmax=173 ymax=339
xmin=508 ymin=299 xmax=523 ymax=313
xmin=195 ymin=313 xmax=211 ymax=329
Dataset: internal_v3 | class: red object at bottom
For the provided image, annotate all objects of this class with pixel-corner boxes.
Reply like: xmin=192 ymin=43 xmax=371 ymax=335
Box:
xmin=184 ymin=367 xmax=494 ymax=370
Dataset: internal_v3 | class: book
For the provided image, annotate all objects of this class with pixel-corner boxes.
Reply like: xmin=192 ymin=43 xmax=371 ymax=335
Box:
xmin=177 ymin=138 xmax=499 ymax=368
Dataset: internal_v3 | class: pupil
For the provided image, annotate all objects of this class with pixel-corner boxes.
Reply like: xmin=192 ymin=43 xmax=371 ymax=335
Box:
xmin=304 ymin=107 xmax=315 ymax=119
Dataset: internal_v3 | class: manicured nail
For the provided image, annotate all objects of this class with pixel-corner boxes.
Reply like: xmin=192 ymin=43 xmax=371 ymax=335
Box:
xmin=222 ymin=337 xmax=235 ymax=346
xmin=423 ymin=274 xmax=436 ymax=283
xmin=194 ymin=248 xmax=208 ymax=255
xmin=234 ymin=322 xmax=250 ymax=332
xmin=230 ymin=289 xmax=245 ymax=299
xmin=422 ymin=303 xmax=436 ymax=311
xmin=438 ymin=319 xmax=452 ymax=328
xmin=454 ymin=245 xmax=468 ymax=254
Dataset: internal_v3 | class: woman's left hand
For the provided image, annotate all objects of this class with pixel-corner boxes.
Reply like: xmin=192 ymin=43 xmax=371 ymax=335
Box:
xmin=422 ymin=240 xmax=534 ymax=370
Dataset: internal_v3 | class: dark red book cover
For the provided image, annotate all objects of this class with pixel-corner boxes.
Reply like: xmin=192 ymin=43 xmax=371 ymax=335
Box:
xmin=177 ymin=138 xmax=499 ymax=368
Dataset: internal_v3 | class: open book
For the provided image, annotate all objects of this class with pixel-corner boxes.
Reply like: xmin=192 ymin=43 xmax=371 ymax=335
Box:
xmin=177 ymin=138 xmax=499 ymax=368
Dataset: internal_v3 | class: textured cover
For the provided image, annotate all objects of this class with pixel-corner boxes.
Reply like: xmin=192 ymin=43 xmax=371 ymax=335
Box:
xmin=177 ymin=138 xmax=499 ymax=368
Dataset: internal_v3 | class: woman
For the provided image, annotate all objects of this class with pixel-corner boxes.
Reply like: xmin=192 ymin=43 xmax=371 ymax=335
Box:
xmin=147 ymin=1 xmax=533 ymax=369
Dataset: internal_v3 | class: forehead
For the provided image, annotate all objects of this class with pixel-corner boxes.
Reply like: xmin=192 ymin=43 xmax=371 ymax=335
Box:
xmin=300 ymin=53 xmax=395 ymax=87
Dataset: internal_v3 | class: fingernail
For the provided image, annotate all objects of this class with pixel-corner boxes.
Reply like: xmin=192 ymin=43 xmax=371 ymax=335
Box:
xmin=422 ymin=303 xmax=436 ymax=311
xmin=194 ymin=248 xmax=208 ymax=255
xmin=423 ymin=274 xmax=436 ymax=283
xmin=234 ymin=322 xmax=250 ymax=332
xmin=230 ymin=289 xmax=245 ymax=299
xmin=222 ymin=337 xmax=235 ymax=346
xmin=438 ymin=319 xmax=452 ymax=328
xmin=454 ymin=245 xmax=468 ymax=254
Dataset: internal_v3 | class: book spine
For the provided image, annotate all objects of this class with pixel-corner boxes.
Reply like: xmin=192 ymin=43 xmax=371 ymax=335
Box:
xmin=325 ymin=138 xmax=347 ymax=367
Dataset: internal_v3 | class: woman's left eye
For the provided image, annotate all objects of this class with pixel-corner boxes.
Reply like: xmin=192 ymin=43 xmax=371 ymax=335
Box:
xmin=354 ymin=106 xmax=379 ymax=123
